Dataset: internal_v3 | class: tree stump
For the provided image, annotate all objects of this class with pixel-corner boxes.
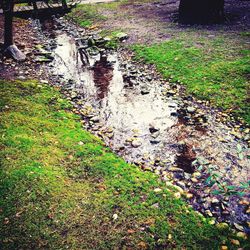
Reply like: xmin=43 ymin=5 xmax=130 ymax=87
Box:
xmin=179 ymin=0 xmax=225 ymax=24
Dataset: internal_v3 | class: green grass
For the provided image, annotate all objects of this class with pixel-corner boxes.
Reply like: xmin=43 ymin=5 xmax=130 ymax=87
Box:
xmin=132 ymin=34 xmax=250 ymax=123
xmin=0 ymin=80 xmax=248 ymax=249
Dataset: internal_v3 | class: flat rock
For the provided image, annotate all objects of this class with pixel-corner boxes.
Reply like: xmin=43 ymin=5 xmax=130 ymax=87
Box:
xmin=6 ymin=45 xmax=26 ymax=62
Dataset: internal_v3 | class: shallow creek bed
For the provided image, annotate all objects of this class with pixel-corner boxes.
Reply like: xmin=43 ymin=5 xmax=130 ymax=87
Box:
xmin=31 ymin=16 xmax=250 ymax=234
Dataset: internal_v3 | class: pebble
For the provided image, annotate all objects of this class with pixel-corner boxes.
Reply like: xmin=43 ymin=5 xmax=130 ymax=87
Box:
xmin=205 ymin=210 xmax=213 ymax=217
xmin=233 ymin=223 xmax=244 ymax=232
xmin=236 ymin=232 xmax=247 ymax=239
xmin=221 ymin=246 xmax=228 ymax=250
xmin=230 ymin=239 xmax=240 ymax=246
xmin=186 ymin=193 xmax=194 ymax=199
xmin=131 ymin=139 xmax=142 ymax=148
xmin=174 ymin=192 xmax=181 ymax=199
xmin=187 ymin=106 xmax=196 ymax=113
xmin=211 ymin=198 xmax=220 ymax=204
xmin=216 ymin=222 xmax=229 ymax=230
xmin=154 ymin=188 xmax=162 ymax=193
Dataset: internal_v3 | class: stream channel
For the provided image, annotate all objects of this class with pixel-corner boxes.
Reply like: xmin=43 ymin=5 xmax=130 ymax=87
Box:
xmin=33 ymin=17 xmax=250 ymax=233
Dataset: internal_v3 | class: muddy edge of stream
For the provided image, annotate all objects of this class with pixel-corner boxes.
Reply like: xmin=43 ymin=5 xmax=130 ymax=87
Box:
xmin=32 ymin=16 xmax=249 ymax=233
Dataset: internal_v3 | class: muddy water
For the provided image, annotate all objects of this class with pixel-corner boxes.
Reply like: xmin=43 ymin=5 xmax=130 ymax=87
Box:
xmin=38 ymin=18 xmax=250 ymax=230
xmin=50 ymin=32 xmax=179 ymax=166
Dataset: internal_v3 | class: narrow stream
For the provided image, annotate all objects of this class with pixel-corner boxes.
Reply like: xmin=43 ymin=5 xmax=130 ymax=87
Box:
xmin=36 ymin=17 xmax=249 ymax=232
xmin=49 ymin=31 xmax=180 ymax=167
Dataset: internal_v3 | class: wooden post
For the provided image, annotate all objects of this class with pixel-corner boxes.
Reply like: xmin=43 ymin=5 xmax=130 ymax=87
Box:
xmin=3 ymin=0 xmax=14 ymax=48
xmin=3 ymin=0 xmax=26 ymax=61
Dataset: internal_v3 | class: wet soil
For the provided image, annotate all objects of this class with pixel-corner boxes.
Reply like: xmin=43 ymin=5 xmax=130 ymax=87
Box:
xmin=33 ymin=17 xmax=250 ymax=232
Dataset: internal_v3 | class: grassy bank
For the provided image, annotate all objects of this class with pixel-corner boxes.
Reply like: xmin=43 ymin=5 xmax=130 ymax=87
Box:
xmin=132 ymin=34 xmax=250 ymax=123
xmin=0 ymin=80 xmax=246 ymax=249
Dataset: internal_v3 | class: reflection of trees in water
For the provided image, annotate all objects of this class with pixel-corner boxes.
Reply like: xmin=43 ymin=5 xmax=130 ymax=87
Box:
xmin=93 ymin=53 xmax=113 ymax=100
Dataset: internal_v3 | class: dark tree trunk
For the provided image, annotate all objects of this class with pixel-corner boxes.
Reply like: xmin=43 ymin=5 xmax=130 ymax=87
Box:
xmin=179 ymin=0 xmax=225 ymax=24
xmin=3 ymin=0 xmax=14 ymax=48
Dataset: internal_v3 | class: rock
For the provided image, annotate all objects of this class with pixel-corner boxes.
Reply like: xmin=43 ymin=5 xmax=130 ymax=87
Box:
xmin=17 ymin=76 xmax=26 ymax=80
xmin=166 ymin=90 xmax=176 ymax=96
xmin=131 ymin=139 xmax=142 ymax=148
xmin=216 ymin=222 xmax=229 ymax=230
xmin=205 ymin=210 xmax=213 ymax=217
xmin=169 ymin=167 xmax=184 ymax=172
xmin=151 ymin=131 xmax=160 ymax=138
xmin=40 ymin=80 xmax=49 ymax=84
xmin=154 ymin=188 xmax=162 ymax=193
xmin=221 ymin=246 xmax=228 ymax=250
xmin=186 ymin=193 xmax=194 ymax=199
xmin=192 ymin=172 xmax=201 ymax=178
xmin=208 ymin=219 xmax=215 ymax=225
xmin=90 ymin=116 xmax=100 ymax=123
xmin=151 ymin=203 xmax=159 ymax=208
xmin=149 ymin=124 xmax=160 ymax=133
xmin=211 ymin=198 xmax=220 ymax=204
xmin=230 ymin=239 xmax=240 ymax=246
xmin=112 ymin=214 xmax=118 ymax=220
xmin=141 ymin=86 xmax=150 ymax=95
xmin=233 ymin=223 xmax=244 ymax=231
xmin=191 ymin=177 xmax=198 ymax=183
xmin=6 ymin=45 xmax=26 ymax=61
xmin=236 ymin=232 xmax=247 ymax=239
xmin=187 ymin=106 xmax=196 ymax=114
xmin=174 ymin=192 xmax=181 ymax=199
xmin=115 ymin=32 xmax=129 ymax=41
xmin=150 ymin=139 xmax=161 ymax=144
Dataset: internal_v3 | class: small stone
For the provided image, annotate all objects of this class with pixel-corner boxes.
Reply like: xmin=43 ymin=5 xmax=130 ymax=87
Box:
xmin=17 ymin=76 xmax=26 ymax=80
xmin=191 ymin=178 xmax=198 ymax=183
xmin=174 ymin=192 xmax=181 ymax=199
xmin=236 ymin=232 xmax=247 ymax=239
xmin=40 ymin=80 xmax=48 ymax=84
xmin=149 ymin=124 xmax=160 ymax=133
xmin=192 ymin=172 xmax=201 ymax=178
xmin=230 ymin=239 xmax=240 ymax=246
xmin=186 ymin=193 xmax=193 ymax=199
xmin=6 ymin=44 xmax=26 ymax=61
xmin=112 ymin=214 xmax=118 ymax=221
xmin=169 ymin=167 xmax=184 ymax=172
xmin=209 ymin=219 xmax=216 ymax=225
xmin=211 ymin=198 xmax=220 ymax=204
xmin=239 ymin=199 xmax=249 ymax=206
xmin=90 ymin=116 xmax=100 ymax=123
xmin=233 ymin=223 xmax=244 ymax=232
xmin=131 ymin=139 xmax=142 ymax=148
xmin=221 ymin=246 xmax=228 ymax=250
xmin=78 ymin=141 xmax=84 ymax=145
xmin=205 ymin=210 xmax=213 ymax=217
xmin=216 ymin=222 xmax=229 ymax=230
xmin=151 ymin=203 xmax=159 ymax=208
xmin=150 ymin=139 xmax=161 ymax=144
xmin=154 ymin=188 xmax=162 ymax=193
xmin=115 ymin=32 xmax=129 ymax=41
xmin=187 ymin=106 xmax=196 ymax=113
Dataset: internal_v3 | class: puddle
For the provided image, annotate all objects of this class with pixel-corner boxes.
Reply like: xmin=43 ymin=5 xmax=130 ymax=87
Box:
xmin=48 ymin=30 xmax=179 ymax=167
